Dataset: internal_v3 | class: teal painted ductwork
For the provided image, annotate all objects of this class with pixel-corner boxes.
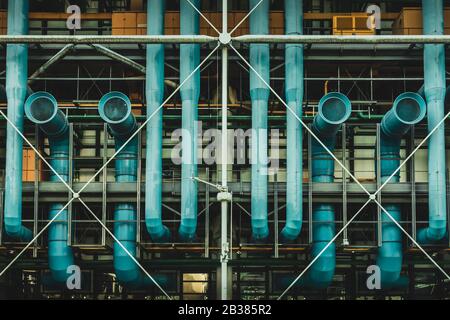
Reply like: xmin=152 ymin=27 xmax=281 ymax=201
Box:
xmin=4 ymin=0 xmax=32 ymax=241
xmin=25 ymin=92 xmax=75 ymax=282
xmin=377 ymin=92 xmax=426 ymax=287
xmin=418 ymin=0 xmax=448 ymax=244
xmin=250 ymin=0 xmax=270 ymax=241
xmin=145 ymin=0 xmax=170 ymax=242
xmin=281 ymin=0 xmax=304 ymax=242
xmin=98 ymin=92 xmax=144 ymax=286
xmin=179 ymin=0 xmax=200 ymax=242
xmin=308 ymin=92 xmax=351 ymax=287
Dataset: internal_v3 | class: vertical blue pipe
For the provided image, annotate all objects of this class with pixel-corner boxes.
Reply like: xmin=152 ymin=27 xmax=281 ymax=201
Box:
xmin=179 ymin=0 xmax=200 ymax=242
xmin=4 ymin=0 xmax=32 ymax=241
xmin=99 ymin=93 xmax=173 ymax=288
xmin=25 ymin=92 xmax=74 ymax=282
xmin=98 ymin=92 xmax=144 ymax=286
xmin=281 ymin=0 xmax=304 ymax=242
xmin=418 ymin=0 xmax=448 ymax=244
xmin=308 ymin=92 xmax=351 ymax=287
xmin=377 ymin=93 xmax=426 ymax=287
xmin=250 ymin=0 xmax=270 ymax=241
xmin=145 ymin=0 xmax=170 ymax=242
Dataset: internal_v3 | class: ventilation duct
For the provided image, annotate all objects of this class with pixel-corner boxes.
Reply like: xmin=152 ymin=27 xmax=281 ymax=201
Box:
xmin=4 ymin=0 xmax=32 ymax=241
xmin=281 ymin=0 xmax=304 ymax=242
xmin=376 ymin=92 xmax=426 ymax=287
xmin=145 ymin=0 xmax=170 ymax=242
xmin=250 ymin=0 xmax=270 ymax=241
xmin=25 ymin=92 xmax=74 ymax=282
xmin=178 ymin=0 xmax=201 ymax=242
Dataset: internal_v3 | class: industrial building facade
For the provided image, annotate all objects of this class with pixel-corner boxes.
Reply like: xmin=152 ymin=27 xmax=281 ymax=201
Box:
xmin=0 ymin=0 xmax=449 ymax=300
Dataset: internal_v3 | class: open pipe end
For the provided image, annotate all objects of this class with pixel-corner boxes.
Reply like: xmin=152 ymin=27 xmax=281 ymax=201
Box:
xmin=392 ymin=92 xmax=426 ymax=125
xmin=381 ymin=92 xmax=426 ymax=138
xmin=318 ymin=92 xmax=352 ymax=125
xmin=25 ymin=91 xmax=58 ymax=125
xmin=313 ymin=92 xmax=352 ymax=137
xmin=98 ymin=91 xmax=132 ymax=125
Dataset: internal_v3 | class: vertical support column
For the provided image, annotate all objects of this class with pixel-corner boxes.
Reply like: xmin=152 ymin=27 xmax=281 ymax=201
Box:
xmin=101 ymin=123 xmax=108 ymax=247
xmin=205 ymin=168 xmax=210 ymax=258
xmin=274 ymin=174 xmax=279 ymax=258
xmin=342 ymin=124 xmax=348 ymax=245
xmin=33 ymin=125 xmax=39 ymax=257
xmin=0 ymin=189 xmax=3 ymax=245
xmin=136 ymin=126 xmax=142 ymax=258
xmin=67 ymin=123 xmax=74 ymax=247
xmin=219 ymin=0 xmax=230 ymax=301
xmin=376 ymin=124 xmax=382 ymax=247
xmin=410 ymin=126 xmax=417 ymax=245
xmin=308 ymin=125 xmax=313 ymax=244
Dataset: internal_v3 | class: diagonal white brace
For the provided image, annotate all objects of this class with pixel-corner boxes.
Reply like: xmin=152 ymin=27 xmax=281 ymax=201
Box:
xmin=76 ymin=44 xmax=221 ymax=196
xmin=77 ymin=198 xmax=172 ymax=300
xmin=230 ymin=44 xmax=372 ymax=197
xmin=185 ymin=0 xmax=221 ymax=35
xmin=229 ymin=0 xmax=265 ymax=35
xmin=373 ymin=199 xmax=450 ymax=280
xmin=277 ymin=198 xmax=373 ymax=300
xmin=0 ymin=198 xmax=75 ymax=277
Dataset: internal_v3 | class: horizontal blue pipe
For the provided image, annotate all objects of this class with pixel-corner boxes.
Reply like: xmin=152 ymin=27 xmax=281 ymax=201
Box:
xmin=4 ymin=0 xmax=32 ymax=241
xmin=307 ymin=92 xmax=351 ymax=287
xmin=145 ymin=0 xmax=170 ymax=242
xmin=281 ymin=0 xmax=304 ymax=242
xmin=377 ymin=92 xmax=426 ymax=288
xmin=418 ymin=0 xmax=448 ymax=244
xmin=179 ymin=0 xmax=200 ymax=242
xmin=25 ymin=91 xmax=74 ymax=282
xmin=250 ymin=0 xmax=270 ymax=241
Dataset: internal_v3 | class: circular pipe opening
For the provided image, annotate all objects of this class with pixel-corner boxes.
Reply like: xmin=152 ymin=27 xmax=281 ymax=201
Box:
xmin=318 ymin=92 xmax=352 ymax=124
xmin=393 ymin=92 xmax=426 ymax=125
xmin=98 ymin=92 xmax=131 ymax=124
xmin=24 ymin=92 xmax=58 ymax=124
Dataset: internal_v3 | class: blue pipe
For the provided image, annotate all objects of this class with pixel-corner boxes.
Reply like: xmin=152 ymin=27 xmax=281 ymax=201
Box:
xmin=250 ymin=0 xmax=270 ymax=241
xmin=418 ymin=0 xmax=448 ymax=244
xmin=281 ymin=0 xmax=304 ymax=242
xmin=377 ymin=93 xmax=426 ymax=287
xmin=25 ymin=92 xmax=75 ymax=282
xmin=98 ymin=92 xmax=144 ymax=286
xmin=145 ymin=0 xmax=170 ymax=242
xmin=179 ymin=0 xmax=200 ymax=242
xmin=4 ymin=0 xmax=32 ymax=241
xmin=308 ymin=92 xmax=351 ymax=287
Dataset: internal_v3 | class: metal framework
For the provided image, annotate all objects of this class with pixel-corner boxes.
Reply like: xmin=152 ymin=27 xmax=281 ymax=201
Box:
xmin=0 ymin=0 xmax=450 ymax=300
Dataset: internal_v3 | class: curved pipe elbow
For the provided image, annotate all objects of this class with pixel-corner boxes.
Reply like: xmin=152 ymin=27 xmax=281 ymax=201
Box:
xmin=280 ymin=220 xmax=302 ymax=242
xmin=98 ymin=92 xmax=137 ymax=138
xmin=417 ymin=224 xmax=448 ymax=244
xmin=146 ymin=219 xmax=171 ymax=242
xmin=312 ymin=92 xmax=351 ymax=137
xmin=25 ymin=92 xmax=68 ymax=138
xmin=179 ymin=219 xmax=198 ymax=242
xmin=251 ymin=219 xmax=270 ymax=242
xmin=381 ymin=92 xmax=426 ymax=138
xmin=4 ymin=223 xmax=32 ymax=241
